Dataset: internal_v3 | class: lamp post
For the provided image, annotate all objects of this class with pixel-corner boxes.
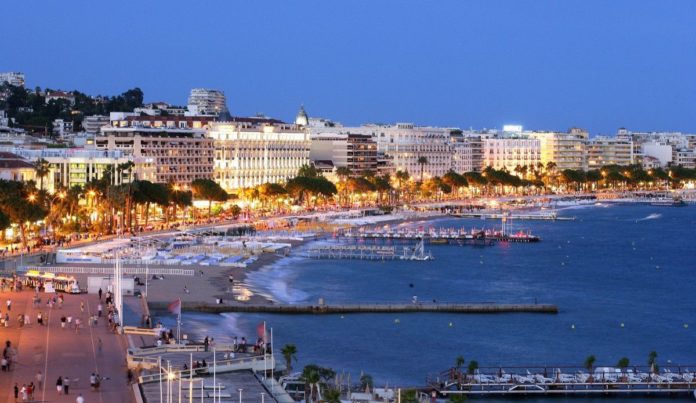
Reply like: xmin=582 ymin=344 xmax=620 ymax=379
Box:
xmin=238 ymin=388 xmax=243 ymax=403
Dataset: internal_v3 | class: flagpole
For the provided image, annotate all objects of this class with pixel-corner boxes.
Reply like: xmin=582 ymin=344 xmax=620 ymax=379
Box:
xmin=189 ymin=353 xmax=193 ymax=403
xmin=177 ymin=311 xmax=181 ymax=343
xmin=159 ymin=356 xmax=163 ymax=403
xmin=263 ymin=321 xmax=267 ymax=379
xmin=213 ymin=347 xmax=216 ymax=402
xmin=270 ymin=326 xmax=274 ymax=394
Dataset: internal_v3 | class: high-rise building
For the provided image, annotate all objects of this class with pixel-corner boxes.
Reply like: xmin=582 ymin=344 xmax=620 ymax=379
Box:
xmin=586 ymin=136 xmax=634 ymax=168
xmin=529 ymin=128 xmax=588 ymax=171
xmin=187 ymin=88 xmax=229 ymax=116
xmin=98 ymin=116 xmax=215 ymax=185
xmin=310 ymin=133 xmax=378 ymax=175
xmin=208 ymin=120 xmax=310 ymax=191
xmin=0 ymin=72 xmax=25 ymax=87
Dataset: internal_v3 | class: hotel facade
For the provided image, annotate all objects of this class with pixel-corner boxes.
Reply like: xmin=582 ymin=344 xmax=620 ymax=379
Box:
xmin=207 ymin=120 xmax=310 ymax=191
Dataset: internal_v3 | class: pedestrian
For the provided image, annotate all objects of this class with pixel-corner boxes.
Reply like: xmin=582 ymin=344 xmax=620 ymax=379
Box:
xmin=6 ymin=299 xmax=11 ymax=312
xmin=36 ymin=370 xmax=43 ymax=389
xmin=56 ymin=376 xmax=63 ymax=394
xmin=76 ymin=393 xmax=85 ymax=403
xmin=80 ymin=301 xmax=84 ymax=314
xmin=63 ymin=376 xmax=70 ymax=394
xmin=98 ymin=287 xmax=103 ymax=300
xmin=37 ymin=312 xmax=43 ymax=326
xmin=97 ymin=303 xmax=102 ymax=317
xmin=89 ymin=373 xmax=96 ymax=390
xmin=27 ymin=382 xmax=34 ymax=400
xmin=61 ymin=316 xmax=67 ymax=329
xmin=13 ymin=383 xmax=18 ymax=402
xmin=20 ymin=384 xmax=27 ymax=402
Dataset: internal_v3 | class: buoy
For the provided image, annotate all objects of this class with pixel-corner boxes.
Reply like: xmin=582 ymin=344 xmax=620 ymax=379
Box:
xmin=340 ymin=315 xmax=345 ymax=319
xmin=561 ymin=262 xmax=565 ymax=266
xmin=394 ymin=318 xmax=400 ymax=324
xmin=684 ymin=324 xmax=689 ymax=329
xmin=656 ymin=265 xmax=660 ymax=269
xmin=480 ymin=260 xmax=484 ymax=264
xmin=620 ymin=323 xmax=625 ymax=328
xmin=571 ymin=324 xmax=575 ymax=329
xmin=449 ymin=322 xmax=453 ymax=327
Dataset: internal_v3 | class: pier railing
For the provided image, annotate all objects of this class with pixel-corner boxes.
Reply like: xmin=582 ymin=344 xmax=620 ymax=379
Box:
xmin=20 ymin=265 xmax=195 ymax=276
xmin=429 ymin=364 xmax=696 ymax=397
xmin=137 ymin=354 xmax=272 ymax=384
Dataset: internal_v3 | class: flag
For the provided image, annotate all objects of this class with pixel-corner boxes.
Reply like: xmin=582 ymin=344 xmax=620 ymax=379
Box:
xmin=168 ymin=298 xmax=181 ymax=316
xmin=256 ymin=321 xmax=267 ymax=343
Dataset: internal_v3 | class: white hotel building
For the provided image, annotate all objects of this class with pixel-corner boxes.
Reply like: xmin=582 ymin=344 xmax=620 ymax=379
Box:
xmin=308 ymin=122 xmax=453 ymax=179
xmin=207 ymin=120 xmax=310 ymax=191
xmin=483 ymin=137 xmax=541 ymax=171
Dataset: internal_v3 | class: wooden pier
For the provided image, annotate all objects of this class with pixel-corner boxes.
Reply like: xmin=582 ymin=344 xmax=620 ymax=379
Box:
xmin=150 ymin=302 xmax=559 ymax=314
xmin=450 ymin=212 xmax=576 ymax=221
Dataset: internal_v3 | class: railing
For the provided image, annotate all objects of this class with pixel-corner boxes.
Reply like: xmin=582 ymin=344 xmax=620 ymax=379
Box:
xmin=123 ymin=326 xmax=159 ymax=336
xmin=137 ymin=355 xmax=272 ymax=384
xmin=20 ymin=266 xmax=195 ymax=276
xmin=129 ymin=343 xmax=238 ymax=357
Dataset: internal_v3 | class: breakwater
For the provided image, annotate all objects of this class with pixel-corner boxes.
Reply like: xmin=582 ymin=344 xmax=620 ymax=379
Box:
xmin=149 ymin=302 xmax=558 ymax=314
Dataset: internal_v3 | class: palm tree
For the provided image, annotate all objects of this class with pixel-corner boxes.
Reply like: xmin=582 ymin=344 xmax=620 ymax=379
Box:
xmin=455 ymin=356 xmax=465 ymax=370
xmin=467 ymin=360 xmax=479 ymax=375
xmin=34 ymin=158 xmax=50 ymax=192
xmin=584 ymin=355 xmax=596 ymax=380
xmin=359 ymin=373 xmax=373 ymax=391
xmin=616 ymin=357 xmax=630 ymax=380
xmin=648 ymin=351 xmax=658 ymax=373
xmin=417 ymin=156 xmax=428 ymax=182
xmin=323 ymin=389 xmax=341 ymax=403
xmin=281 ymin=344 xmax=297 ymax=374
xmin=394 ymin=170 xmax=410 ymax=201
xmin=302 ymin=366 xmax=321 ymax=403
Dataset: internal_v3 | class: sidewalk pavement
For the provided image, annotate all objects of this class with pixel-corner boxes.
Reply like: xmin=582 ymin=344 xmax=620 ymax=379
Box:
xmin=0 ymin=288 xmax=133 ymax=402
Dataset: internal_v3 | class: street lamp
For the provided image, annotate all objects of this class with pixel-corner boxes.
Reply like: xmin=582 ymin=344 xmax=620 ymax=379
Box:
xmin=238 ymin=388 xmax=243 ymax=403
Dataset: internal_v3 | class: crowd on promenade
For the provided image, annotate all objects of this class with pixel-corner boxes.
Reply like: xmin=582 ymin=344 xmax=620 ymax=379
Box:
xmin=0 ymin=278 xmax=127 ymax=402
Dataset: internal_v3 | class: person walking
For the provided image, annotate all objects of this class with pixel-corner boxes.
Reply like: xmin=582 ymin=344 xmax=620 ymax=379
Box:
xmin=36 ymin=370 xmax=43 ymax=389
xmin=6 ymin=299 xmax=11 ymax=312
xmin=80 ymin=301 xmax=85 ymax=314
xmin=56 ymin=376 xmax=63 ymax=394
xmin=13 ymin=383 xmax=18 ymax=402
xmin=98 ymin=287 xmax=103 ymax=300
xmin=97 ymin=303 xmax=102 ymax=317
xmin=76 ymin=393 xmax=85 ymax=403
xmin=63 ymin=376 xmax=70 ymax=394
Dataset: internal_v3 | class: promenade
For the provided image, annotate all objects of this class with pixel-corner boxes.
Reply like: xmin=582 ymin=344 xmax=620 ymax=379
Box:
xmin=0 ymin=288 xmax=132 ymax=402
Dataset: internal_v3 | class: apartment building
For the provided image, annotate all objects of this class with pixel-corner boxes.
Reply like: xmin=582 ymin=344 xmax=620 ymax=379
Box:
xmin=586 ymin=136 xmax=634 ymax=168
xmin=309 ymin=133 xmax=378 ymax=175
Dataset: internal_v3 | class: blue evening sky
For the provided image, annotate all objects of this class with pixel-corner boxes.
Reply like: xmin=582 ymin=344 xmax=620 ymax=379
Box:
xmin=2 ymin=1 xmax=695 ymax=134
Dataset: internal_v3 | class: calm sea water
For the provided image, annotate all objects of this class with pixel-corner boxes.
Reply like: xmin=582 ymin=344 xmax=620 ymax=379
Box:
xmin=163 ymin=204 xmax=696 ymax=401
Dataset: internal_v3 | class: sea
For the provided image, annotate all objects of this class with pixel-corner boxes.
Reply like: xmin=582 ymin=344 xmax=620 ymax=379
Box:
xmin=161 ymin=204 xmax=696 ymax=402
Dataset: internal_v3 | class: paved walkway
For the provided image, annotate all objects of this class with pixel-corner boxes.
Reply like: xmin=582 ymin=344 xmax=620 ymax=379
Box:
xmin=0 ymin=288 xmax=133 ymax=402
